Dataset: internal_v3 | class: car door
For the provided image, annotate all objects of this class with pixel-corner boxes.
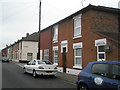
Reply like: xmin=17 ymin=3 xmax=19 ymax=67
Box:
xmin=90 ymin=63 xmax=114 ymax=89
xmin=28 ymin=60 xmax=36 ymax=73
xmin=110 ymin=64 xmax=120 ymax=90
xmin=26 ymin=61 xmax=33 ymax=73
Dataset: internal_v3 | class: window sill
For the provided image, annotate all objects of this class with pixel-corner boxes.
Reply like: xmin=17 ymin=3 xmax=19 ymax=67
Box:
xmin=53 ymin=41 xmax=58 ymax=44
xmin=73 ymin=66 xmax=82 ymax=69
xmin=73 ymin=35 xmax=82 ymax=39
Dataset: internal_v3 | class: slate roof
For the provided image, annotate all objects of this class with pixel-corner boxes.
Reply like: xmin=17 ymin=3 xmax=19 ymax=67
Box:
xmin=21 ymin=32 xmax=39 ymax=42
xmin=42 ymin=4 xmax=120 ymax=31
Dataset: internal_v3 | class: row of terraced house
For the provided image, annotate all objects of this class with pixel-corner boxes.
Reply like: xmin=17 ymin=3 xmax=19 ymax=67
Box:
xmin=1 ymin=5 xmax=120 ymax=75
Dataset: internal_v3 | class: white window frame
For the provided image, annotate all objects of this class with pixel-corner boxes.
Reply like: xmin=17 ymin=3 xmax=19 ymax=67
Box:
xmin=44 ymin=49 xmax=49 ymax=60
xmin=61 ymin=40 xmax=68 ymax=53
xmin=53 ymin=25 xmax=58 ymax=43
xmin=40 ymin=50 xmax=42 ymax=60
xmin=97 ymin=45 xmax=106 ymax=61
xmin=73 ymin=42 xmax=82 ymax=69
xmin=53 ymin=46 xmax=58 ymax=65
xmin=95 ymin=38 xmax=107 ymax=61
xmin=73 ymin=14 xmax=82 ymax=39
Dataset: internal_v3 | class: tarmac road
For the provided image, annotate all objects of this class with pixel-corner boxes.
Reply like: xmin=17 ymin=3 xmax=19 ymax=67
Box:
xmin=2 ymin=62 xmax=76 ymax=89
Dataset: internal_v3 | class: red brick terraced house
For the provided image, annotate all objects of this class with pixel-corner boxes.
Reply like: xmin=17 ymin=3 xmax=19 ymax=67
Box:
xmin=1 ymin=5 xmax=119 ymax=75
xmin=40 ymin=27 xmax=52 ymax=62
xmin=12 ymin=42 xmax=19 ymax=61
xmin=50 ymin=5 xmax=120 ymax=75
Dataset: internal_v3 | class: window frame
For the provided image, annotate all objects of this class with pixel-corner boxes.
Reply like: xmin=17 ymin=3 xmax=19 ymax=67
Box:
xmin=54 ymin=50 xmax=58 ymax=65
xmin=44 ymin=49 xmax=49 ymax=60
xmin=53 ymin=46 xmax=58 ymax=65
xmin=73 ymin=14 xmax=82 ymax=39
xmin=53 ymin=25 xmax=58 ymax=43
xmin=97 ymin=45 xmax=106 ymax=61
xmin=73 ymin=48 xmax=82 ymax=69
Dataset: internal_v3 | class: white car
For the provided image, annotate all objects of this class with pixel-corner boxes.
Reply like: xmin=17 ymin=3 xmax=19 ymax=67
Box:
xmin=23 ymin=60 xmax=58 ymax=77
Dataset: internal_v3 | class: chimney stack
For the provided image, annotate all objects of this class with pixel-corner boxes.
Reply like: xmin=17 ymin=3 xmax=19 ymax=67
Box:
xmin=26 ymin=33 xmax=29 ymax=37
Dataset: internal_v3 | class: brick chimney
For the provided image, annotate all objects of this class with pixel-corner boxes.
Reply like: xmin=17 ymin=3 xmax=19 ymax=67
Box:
xmin=26 ymin=33 xmax=29 ymax=37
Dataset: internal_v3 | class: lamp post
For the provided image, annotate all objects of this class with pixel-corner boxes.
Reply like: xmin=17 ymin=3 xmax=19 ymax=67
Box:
xmin=37 ymin=0 xmax=41 ymax=59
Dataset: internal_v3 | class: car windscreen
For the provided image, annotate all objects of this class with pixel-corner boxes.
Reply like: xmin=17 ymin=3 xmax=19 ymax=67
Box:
xmin=43 ymin=60 xmax=52 ymax=65
xmin=38 ymin=61 xmax=45 ymax=64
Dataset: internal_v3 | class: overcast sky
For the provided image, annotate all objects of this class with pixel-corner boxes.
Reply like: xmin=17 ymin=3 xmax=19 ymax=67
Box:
xmin=0 ymin=0 xmax=119 ymax=50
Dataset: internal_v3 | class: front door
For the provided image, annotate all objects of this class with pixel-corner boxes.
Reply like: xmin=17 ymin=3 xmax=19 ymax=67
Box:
xmin=62 ymin=47 xmax=67 ymax=73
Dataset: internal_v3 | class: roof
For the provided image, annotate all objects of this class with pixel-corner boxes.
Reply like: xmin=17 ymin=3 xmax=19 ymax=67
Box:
xmin=3 ymin=32 xmax=39 ymax=49
xmin=21 ymin=32 xmax=39 ymax=42
xmin=41 ymin=4 xmax=120 ymax=31
xmin=80 ymin=4 xmax=120 ymax=14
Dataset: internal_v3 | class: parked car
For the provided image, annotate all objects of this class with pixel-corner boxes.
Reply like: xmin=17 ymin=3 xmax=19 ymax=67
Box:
xmin=2 ymin=57 xmax=9 ymax=62
xmin=76 ymin=61 xmax=120 ymax=90
xmin=23 ymin=60 xmax=58 ymax=77
xmin=0 ymin=57 xmax=2 ymax=61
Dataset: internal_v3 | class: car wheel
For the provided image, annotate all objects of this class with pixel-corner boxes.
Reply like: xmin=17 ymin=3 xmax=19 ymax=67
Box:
xmin=33 ymin=70 xmax=37 ymax=78
xmin=79 ymin=84 xmax=89 ymax=90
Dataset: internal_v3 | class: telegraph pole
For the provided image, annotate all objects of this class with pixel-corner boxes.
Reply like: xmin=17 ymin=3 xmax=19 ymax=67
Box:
xmin=37 ymin=0 xmax=41 ymax=59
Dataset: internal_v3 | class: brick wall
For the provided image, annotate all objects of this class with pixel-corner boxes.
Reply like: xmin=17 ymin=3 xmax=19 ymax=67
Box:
xmin=53 ymin=8 xmax=119 ymax=70
xmin=40 ymin=28 xmax=52 ymax=61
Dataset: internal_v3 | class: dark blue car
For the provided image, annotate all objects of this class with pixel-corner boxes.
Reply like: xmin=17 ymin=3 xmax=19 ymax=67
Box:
xmin=76 ymin=61 xmax=120 ymax=90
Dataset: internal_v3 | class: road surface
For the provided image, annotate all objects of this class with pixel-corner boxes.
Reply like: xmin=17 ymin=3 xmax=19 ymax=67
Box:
xmin=2 ymin=61 xmax=76 ymax=90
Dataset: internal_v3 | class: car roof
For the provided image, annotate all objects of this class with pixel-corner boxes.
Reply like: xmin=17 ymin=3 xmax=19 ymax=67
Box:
xmin=89 ymin=61 xmax=120 ymax=65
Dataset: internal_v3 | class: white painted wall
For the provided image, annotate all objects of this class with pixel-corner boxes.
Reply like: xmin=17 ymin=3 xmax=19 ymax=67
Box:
xmin=20 ymin=41 xmax=38 ymax=61
xmin=57 ymin=67 xmax=82 ymax=75
xmin=66 ymin=68 xmax=81 ymax=75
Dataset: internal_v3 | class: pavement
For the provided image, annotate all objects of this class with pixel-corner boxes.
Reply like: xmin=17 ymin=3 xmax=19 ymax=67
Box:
xmin=12 ymin=61 xmax=77 ymax=85
xmin=56 ymin=72 xmax=77 ymax=85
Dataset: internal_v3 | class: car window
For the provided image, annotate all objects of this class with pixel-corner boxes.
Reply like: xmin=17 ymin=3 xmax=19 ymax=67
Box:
xmin=92 ymin=64 xmax=109 ymax=77
xmin=38 ymin=61 xmax=45 ymax=64
xmin=28 ymin=62 xmax=33 ymax=65
xmin=43 ymin=60 xmax=52 ymax=65
xmin=112 ymin=65 xmax=120 ymax=80
xmin=33 ymin=60 xmax=36 ymax=65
